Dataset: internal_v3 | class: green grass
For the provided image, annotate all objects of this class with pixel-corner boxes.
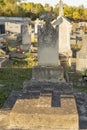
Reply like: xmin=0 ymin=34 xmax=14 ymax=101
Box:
xmin=0 ymin=66 xmax=87 ymax=108
xmin=64 ymin=67 xmax=87 ymax=93
xmin=74 ymin=85 xmax=87 ymax=93
xmin=0 ymin=68 xmax=32 ymax=107
xmin=0 ymin=46 xmax=36 ymax=107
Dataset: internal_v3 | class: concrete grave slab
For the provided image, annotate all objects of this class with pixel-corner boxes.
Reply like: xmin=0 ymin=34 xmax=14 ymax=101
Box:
xmin=9 ymin=95 xmax=78 ymax=130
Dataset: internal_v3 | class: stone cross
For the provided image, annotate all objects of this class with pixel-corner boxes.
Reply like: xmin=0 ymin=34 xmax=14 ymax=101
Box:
xmin=59 ymin=0 xmax=64 ymax=17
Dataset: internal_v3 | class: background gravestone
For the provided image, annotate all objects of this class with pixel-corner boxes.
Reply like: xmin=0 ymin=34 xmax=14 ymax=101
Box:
xmin=52 ymin=0 xmax=72 ymax=57
xmin=76 ymin=35 xmax=87 ymax=71
xmin=21 ymin=21 xmax=31 ymax=51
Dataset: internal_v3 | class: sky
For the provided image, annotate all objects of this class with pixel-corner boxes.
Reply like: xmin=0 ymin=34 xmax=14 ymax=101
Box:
xmin=23 ymin=0 xmax=87 ymax=8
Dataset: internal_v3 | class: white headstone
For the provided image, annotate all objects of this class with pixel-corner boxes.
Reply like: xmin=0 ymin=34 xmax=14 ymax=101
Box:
xmin=5 ymin=22 xmax=21 ymax=33
xmin=35 ymin=19 xmax=39 ymax=34
xmin=76 ymin=35 xmax=87 ymax=71
xmin=52 ymin=0 xmax=72 ymax=57
xmin=59 ymin=18 xmax=72 ymax=56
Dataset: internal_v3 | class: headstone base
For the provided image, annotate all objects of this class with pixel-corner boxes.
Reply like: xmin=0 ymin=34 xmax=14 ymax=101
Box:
xmin=32 ymin=65 xmax=65 ymax=82
xmin=20 ymin=44 xmax=30 ymax=51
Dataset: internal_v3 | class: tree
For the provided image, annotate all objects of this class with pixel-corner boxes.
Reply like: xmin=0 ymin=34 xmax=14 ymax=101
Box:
xmin=64 ymin=5 xmax=73 ymax=19
xmin=44 ymin=4 xmax=53 ymax=12
xmin=0 ymin=0 xmax=21 ymax=16
xmin=53 ymin=4 xmax=59 ymax=15
xmin=34 ymin=3 xmax=45 ymax=14
xmin=0 ymin=0 xmax=87 ymax=21
xmin=4 ymin=0 xmax=20 ymax=4
xmin=73 ymin=8 xmax=80 ymax=20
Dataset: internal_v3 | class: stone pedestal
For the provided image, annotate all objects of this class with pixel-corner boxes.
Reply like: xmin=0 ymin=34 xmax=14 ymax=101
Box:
xmin=32 ymin=65 xmax=65 ymax=82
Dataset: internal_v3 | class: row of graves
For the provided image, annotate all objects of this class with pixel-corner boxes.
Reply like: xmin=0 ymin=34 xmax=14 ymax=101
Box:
xmin=0 ymin=1 xmax=87 ymax=129
xmin=0 ymin=10 xmax=79 ymax=130
xmin=2 ymin=0 xmax=79 ymax=130
xmin=0 ymin=1 xmax=87 ymax=75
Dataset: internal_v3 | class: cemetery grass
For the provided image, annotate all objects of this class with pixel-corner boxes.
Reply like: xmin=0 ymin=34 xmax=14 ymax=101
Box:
xmin=72 ymin=73 xmax=87 ymax=93
xmin=0 ymin=67 xmax=87 ymax=108
xmin=73 ymin=83 xmax=87 ymax=93
xmin=0 ymin=68 xmax=32 ymax=108
xmin=64 ymin=67 xmax=87 ymax=94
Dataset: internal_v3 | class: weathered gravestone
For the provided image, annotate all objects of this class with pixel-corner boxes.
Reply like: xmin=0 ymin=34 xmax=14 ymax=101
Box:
xmin=20 ymin=20 xmax=31 ymax=51
xmin=38 ymin=15 xmax=59 ymax=65
xmin=76 ymin=35 xmax=87 ymax=71
xmin=32 ymin=12 xmax=65 ymax=82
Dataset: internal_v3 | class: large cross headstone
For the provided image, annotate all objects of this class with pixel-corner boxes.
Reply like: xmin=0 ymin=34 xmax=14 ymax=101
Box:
xmin=32 ymin=12 xmax=65 ymax=82
xmin=76 ymin=35 xmax=87 ymax=71
xmin=52 ymin=0 xmax=72 ymax=57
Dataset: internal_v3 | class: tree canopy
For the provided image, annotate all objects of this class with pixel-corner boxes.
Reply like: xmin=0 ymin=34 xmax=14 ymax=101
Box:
xmin=0 ymin=0 xmax=87 ymax=21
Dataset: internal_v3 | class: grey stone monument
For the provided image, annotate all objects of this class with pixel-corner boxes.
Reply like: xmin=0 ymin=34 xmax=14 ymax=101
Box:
xmin=38 ymin=15 xmax=59 ymax=66
xmin=21 ymin=21 xmax=31 ymax=51
xmin=76 ymin=34 xmax=87 ymax=71
xmin=32 ymin=12 xmax=65 ymax=82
